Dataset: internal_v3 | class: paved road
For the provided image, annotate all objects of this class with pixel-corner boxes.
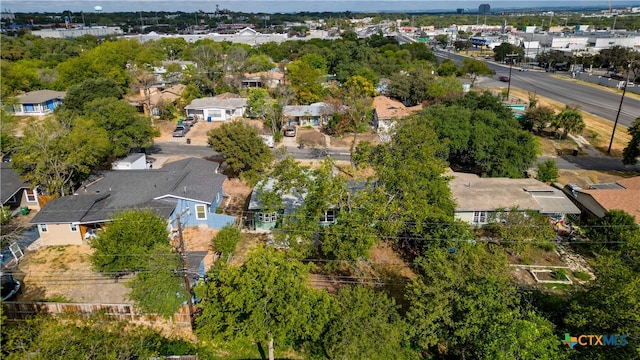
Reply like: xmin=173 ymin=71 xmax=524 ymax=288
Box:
xmin=153 ymin=142 xmax=352 ymax=162
xmin=434 ymin=50 xmax=640 ymax=128
xmin=537 ymin=155 xmax=640 ymax=172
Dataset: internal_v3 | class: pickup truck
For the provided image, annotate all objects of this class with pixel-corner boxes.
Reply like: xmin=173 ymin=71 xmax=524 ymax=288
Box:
xmin=172 ymin=125 xmax=190 ymax=137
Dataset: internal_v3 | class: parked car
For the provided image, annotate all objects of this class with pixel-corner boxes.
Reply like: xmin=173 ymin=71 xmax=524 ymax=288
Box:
xmin=284 ymin=126 xmax=296 ymax=137
xmin=518 ymin=67 xmax=530 ymax=72
xmin=173 ymin=125 xmax=189 ymax=137
xmin=1 ymin=271 xmax=21 ymax=301
xmin=183 ymin=115 xmax=197 ymax=126
xmin=499 ymin=76 xmax=510 ymax=82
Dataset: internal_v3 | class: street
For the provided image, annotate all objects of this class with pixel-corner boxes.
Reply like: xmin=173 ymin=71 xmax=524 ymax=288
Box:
xmin=434 ymin=50 xmax=640 ymax=128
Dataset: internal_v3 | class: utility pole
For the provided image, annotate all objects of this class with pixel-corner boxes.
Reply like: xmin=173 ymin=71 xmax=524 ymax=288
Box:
xmin=174 ymin=212 xmax=195 ymax=326
xmin=608 ymin=62 xmax=632 ymax=154
xmin=506 ymin=53 xmax=518 ymax=101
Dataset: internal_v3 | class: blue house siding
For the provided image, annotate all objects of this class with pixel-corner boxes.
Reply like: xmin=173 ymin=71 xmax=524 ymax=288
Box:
xmin=171 ymin=195 xmax=235 ymax=229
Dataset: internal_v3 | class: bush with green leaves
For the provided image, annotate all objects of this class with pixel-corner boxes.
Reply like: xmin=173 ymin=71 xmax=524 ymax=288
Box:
xmin=212 ymin=225 xmax=242 ymax=255
xmin=536 ymin=159 xmax=559 ymax=183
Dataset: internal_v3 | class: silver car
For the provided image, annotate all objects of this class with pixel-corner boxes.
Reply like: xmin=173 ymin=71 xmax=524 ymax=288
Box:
xmin=173 ymin=125 xmax=189 ymax=137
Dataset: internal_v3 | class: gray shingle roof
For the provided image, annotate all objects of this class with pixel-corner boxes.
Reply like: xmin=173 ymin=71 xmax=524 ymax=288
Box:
xmin=283 ymin=102 xmax=333 ymax=117
xmin=31 ymin=194 xmax=110 ymax=223
xmin=184 ymin=97 xmax=247 ymax=110
xmin=30 ymin=158 xmax=225 ymax=225
xmin=1 ymin=163 xmax=30 ymax=204
xmin=15 ymin=90 xmax=66 ymax=104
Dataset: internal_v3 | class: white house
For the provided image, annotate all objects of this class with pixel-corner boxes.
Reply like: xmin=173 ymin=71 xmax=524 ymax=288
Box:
xmin=184 ymin=94 xmax=248 ymax=121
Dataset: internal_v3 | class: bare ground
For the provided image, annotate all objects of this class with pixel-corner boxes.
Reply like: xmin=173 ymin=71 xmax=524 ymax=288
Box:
xmin=15 ymin=245 xmax=132 ymax=303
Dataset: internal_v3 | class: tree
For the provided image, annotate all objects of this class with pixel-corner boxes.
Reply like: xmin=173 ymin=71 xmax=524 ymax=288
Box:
xmin=537 ymin=159 xmax=559 ymax=183
xmin=436 ymin=59 xmax=459 ymax=77
xmin=524 ymin=106 xmax=555 ymax=133
xmin=126 ymin=243 xmax=186 ymax=318
xmin=61 ymin=77 xmax=125 ymax=113
xmin=83 ymin=97 xmax=159 ymax=158
xmin=246 ymin=87 xmax=270 ymax=118
xmin=406 ymin=245 xmax=561 ymax=359
xmin=212 ymin=225 xmax=241 ymax=257
xmin=11 ymin=116 xmax=110 ymax=196
xmin=565 ymin=255 xmax=640 ymax=359
xmin=586 ymin=210 xmax=640 ymax=253
xmin=552 ymin=106 xmax=585 ymax=140
xmin=89 ymin=210 xmax=170 ymax=274
xmin=622 ymin=117 xmax=640 ymax=165
xmin=485 ymin=208 xmax=557 ymax=255
xmin=424 ymin=92 xmax=538 ymax=178
xmin=286 ymin=59 xmax=325 ymax=104
xmin=331 ymin=75 xmax=375 ymax=173
xmin=322 ymin=286 xmax=412 ymax=359
xmin=435 ymin=34 xmax=449 ymax=48
xmin=206 ymin=120 xmax=274 ymax=181
xmin=195 ymin=247 xmax=333 ymax=360
xmin=493 ymin=43 xmax=524 ymax=63
xmin=462 ymin=58 xmax=494 ymax=87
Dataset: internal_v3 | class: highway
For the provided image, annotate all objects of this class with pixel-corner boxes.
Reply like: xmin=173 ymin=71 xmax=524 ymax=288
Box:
xmin=434 ymin=50 xmax=640 ymax=128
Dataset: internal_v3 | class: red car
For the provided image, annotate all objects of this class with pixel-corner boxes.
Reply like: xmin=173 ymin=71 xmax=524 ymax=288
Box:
xmin=499 ymin=76 xmax=510 ymax=82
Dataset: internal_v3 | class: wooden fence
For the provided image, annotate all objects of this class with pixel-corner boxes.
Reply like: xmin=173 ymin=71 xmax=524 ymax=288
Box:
xmin=2 ymin=301 xmax=192 ymax=324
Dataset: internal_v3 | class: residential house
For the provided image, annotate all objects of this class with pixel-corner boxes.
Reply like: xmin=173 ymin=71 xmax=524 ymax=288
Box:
xmin=370 ymin=95 xmax=422 ymax=142
xmin=449 ymin=172 xmax=580 ymax=226
xmin=7 ymin=90 xmax=65 ymax=116
xmin=574 ymin=176 xmax=640 ymax=224
xmin=247 ymin=179 xmax=367 ymax=231
xmin=30 ymin=158 xmax=236 ymax=246
xmin=184 ymin=93 xmax=247 ymax=122
xmin=1 ymin=163 xmax=40 ymax=212
xmin=282 ymin=102 xmax=334 ymax=127
xmin=127 ymin=84 xmax=186 ymax=116
xmin=241 ymin=71 xmax=284 ymax=89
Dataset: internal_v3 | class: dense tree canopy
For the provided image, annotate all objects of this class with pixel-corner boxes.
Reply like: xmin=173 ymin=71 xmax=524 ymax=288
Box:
xmin=206 ymin=120 xmax=274 ymax=181
xmin=11 ymin=115 xmax=110 ymax=195
xmin=90 ymin=210 xmax=171 ymax=274
xmin=423 ymin=91 xmax=538 ymax=178
xmin=195 ymin=247 xmax=333 ymax=360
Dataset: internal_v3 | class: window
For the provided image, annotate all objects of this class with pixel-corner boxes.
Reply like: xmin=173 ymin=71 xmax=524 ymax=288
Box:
xmin=320 ymin=209 xmax=336 ymax=223
xmin=473 ymin=211 xmax=488 ymax=224
xmin=258 ymin=212 xmax=278 ymax=223
xmin=195 ymin=204 xmax=207 ymax=220
xmin=39 ymin=224 xmax=48 ymax=233
xmin=211 ymin=110 xmax=222 ymax=118
xmin=25 ymin=189 xmax=37 ymax=202
xmin=70 ymin=223 xmax=78 ymax=232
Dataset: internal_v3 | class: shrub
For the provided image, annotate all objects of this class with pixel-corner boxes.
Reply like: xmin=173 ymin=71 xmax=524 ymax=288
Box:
xmin=553 ymin=268 xmax=568 ymax=281
xmin=573 ymin=271 xmax=591 ymax=281
xmin=213 ymin=225 xmax=241 ymax=255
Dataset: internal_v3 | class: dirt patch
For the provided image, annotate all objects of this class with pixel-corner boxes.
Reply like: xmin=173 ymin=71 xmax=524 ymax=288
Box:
xmin=329 ymin=132 xmax=381 ymax=149
xmin=222 ymin=178 xmax=252 ymax=217
xmin=15 ymin=245 xmax=131 ymax=303
xmin=297 ymin=128 xmax=326 ymax=148
xmin=154 ymin=119 xmax=266 ymax=146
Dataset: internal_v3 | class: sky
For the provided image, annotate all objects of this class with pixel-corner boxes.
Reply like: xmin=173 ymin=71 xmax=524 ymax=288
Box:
xmin=2 ymin=0 xmax=638 ymax=14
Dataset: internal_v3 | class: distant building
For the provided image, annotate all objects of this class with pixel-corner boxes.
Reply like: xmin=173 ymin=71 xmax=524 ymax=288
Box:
xmin=479 ymin=4 xmax=491 ymax=14
xmin=30 ymin=26 xmax=123 ymax=39
xmin=457 ymin=8 xmax=466 ymax=14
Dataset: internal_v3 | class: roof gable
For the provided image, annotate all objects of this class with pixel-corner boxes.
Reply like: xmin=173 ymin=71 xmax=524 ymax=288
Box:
xmin=1 ymin=163 xmax=30 ymax=204
xmin=15 ymin=90 xmax=66 ymax=104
